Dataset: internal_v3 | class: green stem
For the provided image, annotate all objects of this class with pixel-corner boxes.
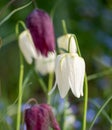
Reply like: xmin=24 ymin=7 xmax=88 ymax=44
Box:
xmin=16 ymin=52 xmax=24 ymax=130
xmin=15 ymin=20 xmax=27 ymax=36
xmin=37 ymin=76 xmax=47 ymax=93
xmin=110 ymin=103 xmax=112 ymax=130
xmin=87 ymin=67 xmax=112 ymax=81
xmin=89 ymin=95 xmax=112 ymax=130
xmin=15 ymin=20 xmax=25 ymax=130
xmin=73 ymin=34 xmax=88 ymax=130
xmin=34 ymin=71 xmax=47 ymax=93
xmin=48 ymin=73 xmax=54 ymax=104
xmin=32 ymin=0 xmax=37 ymax=8
xmin=0 ymin=1 xmax=32 ymax=26
xmin=72 ymin=34 xmax=81 ymax=56
xmin=90 ymin=99 xmax=112 ymax=125
xmin=61 ymin=20 xmax=67 ymax=34
xmin=82 ymin=74 xmax=88 ymax=130
xmin=68 ymin=36 xmax=73 ymax=53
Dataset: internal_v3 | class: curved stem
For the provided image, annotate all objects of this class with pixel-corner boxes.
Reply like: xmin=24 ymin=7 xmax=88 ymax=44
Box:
xmin=89 ymin=95 xmax=112 ymax=130
xmin=15 ymin=20 xmax=27 ymax=36
xmin=33 ymin=71 xmax=47 ymax=94
xmin=0 ymin=1 xmax=32 ymax=26
xmin=15 ymin=18 xmax=25 ymax=130
xmin=68 ymin=36 xmax=73 ymax=53
xmin=89 ymin=99 xmax=112 ymax=124
xmin=87 ymin=67 xmax=112 ymax=81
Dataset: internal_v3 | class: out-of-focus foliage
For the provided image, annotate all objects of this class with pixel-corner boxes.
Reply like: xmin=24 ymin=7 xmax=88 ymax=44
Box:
xmin=0 ymin=0 xmax=112 ymax=130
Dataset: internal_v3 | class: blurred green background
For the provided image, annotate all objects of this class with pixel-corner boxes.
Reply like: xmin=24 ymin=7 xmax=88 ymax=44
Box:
xmin=0 ymin=0 xmax=112 ymax=130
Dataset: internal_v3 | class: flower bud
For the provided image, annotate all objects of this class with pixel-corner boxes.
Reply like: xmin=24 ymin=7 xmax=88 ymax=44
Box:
xmin=57 ymin=34 xmax=77 ymax=53
xmin=18 ymin=30 xmax=37 ymax=64
xmin=25 ymin=104 xmax=60 ymax=130
xmin=26 ymin=9 xmax=55 ymax=56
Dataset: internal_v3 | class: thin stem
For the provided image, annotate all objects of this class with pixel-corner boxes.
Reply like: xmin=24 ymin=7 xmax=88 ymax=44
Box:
xmin=16 ymin=52 xmax=24 ymax=130
xmin=34 ymin=71 xmax=47 ymax=93
xmin=0 ymin=0 xmax=15 ymax=17
xmin=15 ymin=18 xmax=25 ymax=130
xmin=15 ymin=20 xmax=27 ymax=36
xmin=48 ymin=73 xmax=54 ymax=104
xmin=87 ymin=67 xmax=112 ymax=81
xmin=89 ymin=95 xmax=112 ymax=130
xmin=61 ymin=20 xmax=67 ymax=34
xmin=37 ymin=75 xmax=47 ymax=93
xmin=73 ymin=34 xmax=88 ymax=130
xmin=82 ymin=74 xmax=88 ymax=130
xmin=0 ymin=1 xmax=32 ymax=26
xmin=32 ymin=0 xmax=37 ymax=8
xmin=72 ymin=34 xmax=81 ymax=56
xmin=90 ymin=99 xmax=112 ymax=125
xmin=111 ymin=124 xmax=112 ymax=130
xmin=110 ymin=105 xmax=112 ymax=130
xmin=68 ymin=36 xmax=72 ymax=53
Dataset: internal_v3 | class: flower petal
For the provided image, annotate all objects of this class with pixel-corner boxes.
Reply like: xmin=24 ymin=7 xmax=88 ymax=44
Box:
xmin=57 ymin=34 xmax=77 ymax=53
xmin=55 ymin=54 xmax=70 ymax=98
xmin=19 ymin=30 xmax=37 ymax=64
xmin=68 ymin=53 xmax=85 ymax=98
xmin=26 ymin=9 xmax=55 ymax=56
xmin=35 ymin=52 xmax=56 ymax=75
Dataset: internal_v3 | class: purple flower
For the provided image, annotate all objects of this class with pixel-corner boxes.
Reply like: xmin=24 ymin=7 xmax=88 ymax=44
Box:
xmin=26 ymin=9 xmax=55 ymax=56
xmin=25 ymin=104 xmax=60 ymax=130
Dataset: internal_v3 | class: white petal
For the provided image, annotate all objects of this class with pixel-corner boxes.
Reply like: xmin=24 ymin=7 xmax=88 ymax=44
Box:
xmin=55 ymin=54 xmax=70 ymax=98
xmin=57 ymin=34 xmax=77 ymax=53
xmin=68 ymin=53 xmax=85 ymax=98
xmin=78 ymin=58 xmax=85 ymax=96
xmin=48 ymin=81 xmax=57 ymax=95
xmin=35 ymin=52 xmax=56 ymax=75
xmin=18 ymin=30 xmax=37 ymax=64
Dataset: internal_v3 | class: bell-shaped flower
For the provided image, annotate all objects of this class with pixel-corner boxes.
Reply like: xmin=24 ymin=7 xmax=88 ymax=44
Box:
xmin=18 ymin=30 xmax=37 ymax=64
xmin=57 ymin=34 xmax=77 ymax=53
xmin=18 ymin=29 xmax=56 ymax=75
xmin=53 ymin=53 xmax=85 ymax=98
xmin=35 ymin=52 xmax=56 ymax=75
xmin=26 ymin=9 xmax=55 ymax=56
xmin=25 ymin=104 xmax=60 ymax=130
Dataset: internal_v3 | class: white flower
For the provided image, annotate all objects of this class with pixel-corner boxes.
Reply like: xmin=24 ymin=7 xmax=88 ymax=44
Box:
xmin=35 ymin=52 xmax=56 ymax=75
xmin=57 ymin=34 xmax=77 ymax=53
xmin=18 ymin=30 xmax=56 ymax=75
xmin=18 ymin=30 xmax=37 ymax=64
xmin=53 ymin=53 xmax=85 ymax=98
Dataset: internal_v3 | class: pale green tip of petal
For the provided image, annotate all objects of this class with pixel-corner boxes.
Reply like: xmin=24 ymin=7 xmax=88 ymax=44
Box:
xmin=48 ymin=82 xmax=56 ymax=95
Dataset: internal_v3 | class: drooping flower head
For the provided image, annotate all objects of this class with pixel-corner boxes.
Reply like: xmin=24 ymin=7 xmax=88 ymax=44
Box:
xmin=18 ymin=9 xmax=56 ymax=75
xmin=18 ymin=30 xmax=38 ymax=64
xmin=25 ymin=104 xmax=60 ymax=130
xmin=54 ymin=53 xmax=85 ymax=98
xmin=26 ymin=9 xmax=55 ymax=56
xmin=49 ymin=34 xmax=85 ymax=98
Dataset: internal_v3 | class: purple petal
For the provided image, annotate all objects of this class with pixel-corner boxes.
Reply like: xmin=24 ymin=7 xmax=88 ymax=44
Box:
xmin=25 ymin=104 xmax=60 ymax=130
xmin=26 ymin=9 xmax=55 ymax=56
